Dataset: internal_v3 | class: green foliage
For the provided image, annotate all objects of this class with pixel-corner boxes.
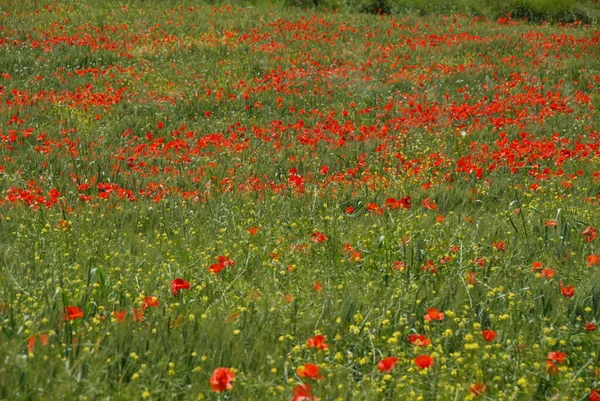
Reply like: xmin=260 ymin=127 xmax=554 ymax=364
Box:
xmin=278 ymin=0 xmax=600 ymax=23
xmin=0 ymin=1 xmax=599 ymax=399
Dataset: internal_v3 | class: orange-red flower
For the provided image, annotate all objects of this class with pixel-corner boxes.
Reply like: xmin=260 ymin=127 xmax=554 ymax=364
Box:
xmin=64 ymin=306 xmax=84 ymax=321
xmin=540 ymin=268 xmax=555 ymax=278
xmin=424 ymin=308 xmax=444 ymax=321
xmin=590 ymin=389 xmax=600 ymax=401
xmin=392 ymin=261 xmax=406 ymax=271
xmin=209 ymin=255 xmax=236 ymax=274
xmin=217 ymin=256 xmax=236 ymax=266
xmin=311 ymin=231 xmax=327 ymax=243
xmin=585 ymin=322 xmax=596 ymax=332
xmin=587 ymin=254 xmax=600 ymax=267
xmin=27 ymin=333 xmax=49 ymax=353
xmin=210 ymin=367 xmax=235 ymax=392
xmin=170 ymin=278 xmax=190 ymax=296
xmin=560 ymin=282 xmax=575 ymax=298
xmin=420 ymin=260 xmax=437 ymax=275
xmin=482 ymin=330 xmax=497 ymax=342
xmin=247 ymin=227 xmax=259 ymax=235
xmin=469 ymin=382 xmax=487 ymax=396
xmin=546 ymin=360 xmax=558 ymax=375
xmin=132 ymin=307 xmax=144 ymax=322
xmin=291 ymin=383 xmax=315 ymax=401
xmin=209 ymin=262 xmax=226 ymax=274
xmin=546 ymin=348 xmax=568 ymax=375
xmin=143 ymin=296 xmax=160 ymax=309
xmin=377 ymin=357 xmax=398 ymax=372
xmin=407 ymin=334 xmax=431 ymax=347
xmin=414 ymin=355 xmax=434 ymax=369
xmin=297 ymin=363 xmax=322 ymax=379
xmin=386 ymin=196 xmax=411 ymax=210
xmin=583 ymin=226 xmax=597 ymax=242
xmin=531 ymin=261 xmax=544 ymax=271
xmin=113 ymin=310 xmax=126 ymax=323
xmin=492 ymin=241 xmax=506 ymax=251
xmin=307 ymin=335 xmax=328 ymax=350
xmin=366 ymin=202 xmax=383 ymax=215
xmin=421 ymin=198 xmax=438 ymax=210
xmin=474 ymin=258 xmax=486 ymax=268
xmin=547 ymin=351 xmax=567 ymax=364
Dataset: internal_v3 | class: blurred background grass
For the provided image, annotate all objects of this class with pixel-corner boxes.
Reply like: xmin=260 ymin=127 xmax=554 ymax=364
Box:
xmin=219 ymin=0 xmax=600 ymax=23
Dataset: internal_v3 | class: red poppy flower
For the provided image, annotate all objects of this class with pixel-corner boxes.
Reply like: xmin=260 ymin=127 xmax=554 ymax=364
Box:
xmin=545 ymin=219 xmax=557 ymax=227
xmin=247 ymin=227 xmax=259 ymax=235
xmin=132 ymin=308 xmax=144 ymax=322
xmin=64 ymin=306 xmax=84 ymax=321
xmin=209 ymin=262 xmax=225 ymax=274
xmin=27 ymin=333 xmax=49 ymax=353
xmin=414 ymin=355 xmax=434 ymax=369
xmin=424 ymin=308 xmax=444 ymax=321
xmin=590 ymin=389 xmax=600 ymax=401
xmin=385 ymin=196 xmax=412 ymax=210
xmin=142 ymin=296 xmax=160 ymax=309
xmin=420 ymin=260 xmax=437 ymax=275
xmin=540 ymin=268 xmax=555 ymax=278
xmin=350 ymin=250 xmax=363 ymax=262
xmin=469 ymin=382 xmax=487 ymax=396
xmin=307 ymin=335 xmax=328 ymax=350
xmin=113 ymin=310 xmax=126 ymax=323
xmin=560 ymin=282 xmax=575 ymax=298
xmin=407 ymin=334 xmax=431 ymax=346
xmin=313 ymin=281 xmax=322 ymax=292
xmin=547 ymin=351 xmax=567 ymax=364
xmin=366 ymin=202 xmax=383 ymax=215
xmin=421 ymin=198 xmax=438 ymax=210
xmin=587 ymin=254 xmax=600 ymax=267
xmin=291 ymin=383 xmax=315 ymax=401
xmin=311 ymin=231 xmax=327 ymax=243
xmin=170 ymin=278 xmax=190 ymax=296
xmin=377 ymin=357 xmax=398 ymax=372
xmin=546 ymin=360 xmax=558 ymax=375
xmin=492 ymin=241 xmax=505 ymax=251
xmin=466 ymin=271 xmax=477 ymax=284
xmin=482 ymin=330 xmax=497 ymax=342
xmin=583 ymin=226 xmax=597 ymax=242
xmin=38 ymin=333 xmax=49 ymax=345
xmin=531 ymin=261 xmax=543 ymax=271
xmin=297 ymin=363 xmax=322 ymax=379
xmin=392 ymin=261 xmax=406 ymax=271
xmin=585 ymin=322 xmax=596 ymax=332
xmin=26 ymin=336 xmax=36 ymax=353
xmin=345 ymin=206 xmax=355 ymax=214
xmin=210 ymin=367 xmax=235 ymax=392
xmin=209 ymin=256 xmax=236 ymax=274
xmin=217 ymin=255 xmax=236 ymax=267
xmin=474 ymin=258 xmax=486 ymax=268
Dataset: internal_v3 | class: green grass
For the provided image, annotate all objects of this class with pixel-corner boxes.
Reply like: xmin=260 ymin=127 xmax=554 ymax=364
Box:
xmin=279 ymin=0 xmax=600 ymax=23
xmin=0 ymin=0 xmax=599 ymax=400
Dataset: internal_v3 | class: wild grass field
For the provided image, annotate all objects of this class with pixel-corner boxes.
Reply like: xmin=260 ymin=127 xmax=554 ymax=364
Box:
xmin=0 ymin=1 xmax=599 ymax=400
